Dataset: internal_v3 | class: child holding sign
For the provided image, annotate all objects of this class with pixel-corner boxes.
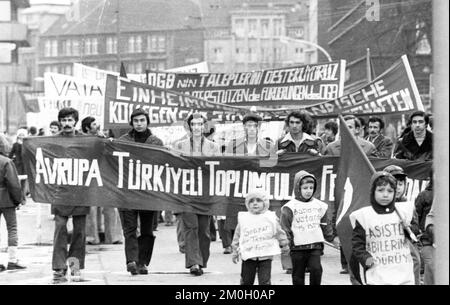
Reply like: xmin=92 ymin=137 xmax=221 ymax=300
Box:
xmin=350 ymin=172 xmax=415 ymax=285
xmin=280 ymin=171 xmax=332 ymax=285
xmin=231 ymin=189 xmax=289 ymax=285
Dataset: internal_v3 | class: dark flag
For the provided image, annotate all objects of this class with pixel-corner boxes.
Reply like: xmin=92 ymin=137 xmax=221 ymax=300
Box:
xmin=18 ymin=90 xmax=41 ymax=113
xmin=120 ymin=62 xmax=128 ymax=78
xmin=335 ymin=114 xmax=376 ymax=284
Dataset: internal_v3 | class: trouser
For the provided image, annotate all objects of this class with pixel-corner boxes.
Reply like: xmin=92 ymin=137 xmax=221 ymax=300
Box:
xmin=217 ymin=219 xmax=233 ymax=248
xmin=119 ymin=209 xmax=155 ymax=266
xmin=241 ymin=259 xmax=272 ymax=285
xmin=87 ymin=207 xmax=123 ymax=244
xmin=210 ymin=216 xmax=217 ymax=241
xmin=176 ymin=214 xmax=185 ymax=250
xmin=408 ymin=240 xmax=421 ymax=285
xmin=164 ymin=210 xmax=174 ymax=224
xmin=421 ymin=245 xmax=435 ymax=285
xmin=52 ymin=215 xmax=86 ymax=270
xmin=291 ymin=249 xmax=323 ymax=285
xmin=182 ymin=212 xmax=210 ymax=268
xmin=340 ymin=246 xmax=348 ymax=269
xmin=0 ymin=207 xmax=18 ymax=247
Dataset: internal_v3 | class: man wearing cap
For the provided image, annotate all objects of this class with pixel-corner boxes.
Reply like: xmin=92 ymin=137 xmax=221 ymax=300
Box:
xmin=172 ymin=113 xmax=221 ymax=276
xmin=222 ymin=113 xmax=277 ymax=254
xmin=118 ymin=108 xmax=163 ymax=275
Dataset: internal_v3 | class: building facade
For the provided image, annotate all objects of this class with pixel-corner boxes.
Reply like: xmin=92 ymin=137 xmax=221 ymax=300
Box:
xmin=37 ymin=0 xmax=204 ymax=77
xmin=0 ymin=0 xmax=30 ymax=133
xmin=201 ymin=0 xmax=318 ymax=73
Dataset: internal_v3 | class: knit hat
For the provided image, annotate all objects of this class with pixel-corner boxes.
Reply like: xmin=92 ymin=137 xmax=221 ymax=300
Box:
xmin=383 ymin=165 xmax=407 ymax=179
xmin=245 ymin=188 xmax=270 ymax=214
xmin=243 ymin=113 xmax=262 ymax=125
xmin=129 ymin=108 xmax=150 ymax=125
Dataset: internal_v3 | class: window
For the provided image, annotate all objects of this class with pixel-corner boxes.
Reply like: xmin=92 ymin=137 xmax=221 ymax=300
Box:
xmin=106 ymin=63 xmax=117 ymax=72
xmin=261 ymin=48 xmax=269 ymax=62
xmin=44 ymin=40 xmax=52 ymax=57
xmin=158 ymin=61 xmax=165 ymax=71
xmin=0 ymin=1 xmax=11 ymax=22
xmin=274 ymin=47 xmax=282 ymax=62
xmin=235 ymin=48 xmax=244 ymax=63
xmin=213 ymin=47 xmax=223 ymax=63
xmin=72 ymin=40 xmax=79 ymax=56
xmin=91 ymin=38 xmax=98 ymax=54
xmin=64 ymin=40 xmax=72 ymax=56
xmin=64 ymin=65 xmax=73 ymax=75
xmin=261 ymin=19 xmax=270 ymax=37
xmin=136 ymin=36 xmax=142 ymax=53
xmin=293 ymin=27 xmax=305 ymax=38
xmin=248 ymin=48 xmax=257 ymax=62
xmin=84 ymin=38 xmax=91 ymax=54
xmin=234 ymin=19 xmax=245 ymax=37
xmin=294 ymin=47 xmax=305 ymax=62
xmin=148 ymin=35 xmax=166 ymax=52
xmin=106 ymin=37 xmax=117 ymax=54
xmin=128 ymin=36 xmax=135 ymax=53
xmin=248 ymin=19 xmax=257 ymax=37
xmin=51 ymin=40 xmax=58 ymax=56
xmin=273 ymin=19 xmax=283 ymax=36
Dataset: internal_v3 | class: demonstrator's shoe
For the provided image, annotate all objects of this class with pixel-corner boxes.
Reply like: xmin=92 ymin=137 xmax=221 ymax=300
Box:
xmin=7 ymin=261 xmax=27 ymax=270
xmin=339 ymin=268 xmax=349 ymax=274
xmin=127 ymin=261 xmax=138 ymax=275
xmin=223 ymin=246 xmax=232 ymax=254
xmin=189 ymin=264 xmax=203 ymax=276
xmin=70 ymin=269 xmax=82 ymax=282
xmin=52 ymin=269 xmax=68 ymax=284
xmin=0 ymin=264 xmax=6 ymax=272
xmin=138 ymin=264 xmax=148 ymax=275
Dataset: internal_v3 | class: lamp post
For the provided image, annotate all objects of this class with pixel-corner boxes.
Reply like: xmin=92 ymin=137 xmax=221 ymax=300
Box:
xmin=279 ymin=36 xmax=332 ymax=62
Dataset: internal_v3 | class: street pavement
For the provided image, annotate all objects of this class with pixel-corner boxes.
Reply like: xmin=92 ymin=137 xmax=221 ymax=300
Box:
xmin=0 ymin=198 xmax=350 ymax=285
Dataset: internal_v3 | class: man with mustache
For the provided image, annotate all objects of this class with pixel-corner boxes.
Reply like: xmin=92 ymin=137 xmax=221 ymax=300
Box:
xmin=365 ymin=116 xmax=394 ymax=158
xmin=394 ymin=111 xmax=433 ymax=161
xmin=51 ymin=107 xmax=90 ymax=284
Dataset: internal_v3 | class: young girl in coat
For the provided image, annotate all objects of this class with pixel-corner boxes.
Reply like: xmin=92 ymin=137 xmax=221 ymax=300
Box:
xmin=231 ymin=189 xmax=289 ymax=285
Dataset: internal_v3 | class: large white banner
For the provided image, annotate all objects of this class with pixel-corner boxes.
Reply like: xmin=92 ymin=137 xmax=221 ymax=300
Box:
xmin=43 ymin=72 xmax=105 ymax=126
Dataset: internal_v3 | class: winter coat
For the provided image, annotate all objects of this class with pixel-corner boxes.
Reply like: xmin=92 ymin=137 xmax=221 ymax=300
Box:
xmin=365 ymin=134 xmax=394 ymax=158
xmin=0 ymin=154 xmax=23 ymax=208
xmin=394 ymin=130 xmax=433 ymax=161
xmin=231 ymin=189 xmax=288 ymax=261
xmin=415 ymin=182 xmax=433 ymax=245
xmin=51 ymin=130 xmax=90 ymax=217
xmin=350 ymin=172 xmax=415 ymax=285
xmin=277 ymin=132 xmax=323 ymax=156
xmin=224 ymin=137 xmax=276 ymax=156
xmin=119 ymin=128 xmax=164 ymax=147
xmin=324 ymin=137 xmax=376 ymax=156
xmin=280 ymin=170 xmax=333 ymax=251
xmin=8 ymin=142 xmax=24 ymax=175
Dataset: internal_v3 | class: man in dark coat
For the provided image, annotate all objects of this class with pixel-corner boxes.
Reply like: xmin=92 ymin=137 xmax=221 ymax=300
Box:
xmin=52 ymin=107 xmax=90 ymax=283
xmin=365 ymin=116 xmax=394 ymax=158
xmin=394 ymin=111 xmax=433 ymax=161
xmin=118 ymin=108 xmax=164 ymax=275
xmin=0 ymin=134 xmax=25 ymax=272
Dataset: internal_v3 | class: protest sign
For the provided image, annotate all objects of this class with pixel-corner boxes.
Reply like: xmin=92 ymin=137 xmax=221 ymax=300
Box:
xmin=304 ymin=55 xmax=424 ymax=117
xmin=143 ymin=61 xmax=346 ymax=106
xmin=23 ymin=136 xmax=431 ymax=216
xmin=44 ymin=72 xmax=105 ymax=124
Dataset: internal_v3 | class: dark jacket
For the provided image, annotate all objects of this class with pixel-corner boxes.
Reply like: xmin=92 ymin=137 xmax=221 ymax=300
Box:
xmin=365 ymin=134 xmax=394 ymax=158
xmin=51 ymin=130 xmax=90 ymax=217
xmin=280 ymin=170 xmax=333 ymax=251
xmin=119 ymin=129 xmax=164 ymax=147
xmin=8 ymin=142 xmax=24 ymax=175
xmin=277 ymin=132 xmax=323 ymax=156
xmin=394 ymin=130 xmax=433 ymax=161
xmin=415 ymin=182 xmax=433 ymax=245
xmin=0 ymin=154 xmax=23 ymax=208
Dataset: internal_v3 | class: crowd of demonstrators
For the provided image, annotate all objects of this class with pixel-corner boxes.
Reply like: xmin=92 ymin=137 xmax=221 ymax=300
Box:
xmin=1 ymin=106 xmax=435 ymax=285
xmin=232 ymin=189 xmax=289 ymax=285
